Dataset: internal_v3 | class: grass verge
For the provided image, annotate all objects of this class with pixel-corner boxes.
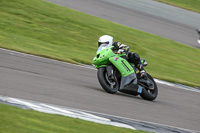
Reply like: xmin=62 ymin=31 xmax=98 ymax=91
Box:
xmin=0 ymin=0 xmax=199 ymax=88
xmin=156 ymin=0 xmax=200 ymax=13
xmin=0 ymin=103 xmax=149 ymax=133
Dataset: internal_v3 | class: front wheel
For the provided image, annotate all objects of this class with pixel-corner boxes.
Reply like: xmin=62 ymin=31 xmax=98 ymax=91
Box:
xmin=139 ymin=73 xmax=158 ymax=101
xmin=97 ymin=67 xmax=119 ymax=94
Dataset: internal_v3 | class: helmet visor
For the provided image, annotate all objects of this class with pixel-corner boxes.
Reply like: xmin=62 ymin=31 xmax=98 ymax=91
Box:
xmin=98 ymin=41 xmax=109 ymax=47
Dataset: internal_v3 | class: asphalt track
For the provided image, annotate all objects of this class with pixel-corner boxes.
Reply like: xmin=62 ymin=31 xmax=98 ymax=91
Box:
xmin=0 ymin=48 xmax=200 ymax=132
xmin=1 ymin=0 xmax=200 ymax=132
xmin=45 ymin=0 xmax=200 ymax=48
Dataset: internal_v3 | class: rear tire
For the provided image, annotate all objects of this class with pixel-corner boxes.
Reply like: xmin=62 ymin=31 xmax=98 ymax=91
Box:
xmin=97 ymin=67 xmax=119 ymax=94
xmin=140 ymin=73 xmax=158 ymax=101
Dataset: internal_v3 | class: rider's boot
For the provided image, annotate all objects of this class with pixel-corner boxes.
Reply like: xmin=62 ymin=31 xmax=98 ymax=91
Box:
xmin=137 ymin=64 xmax=147 ymax=79
xmin=140 ymin=70 xmax=147 ymax=80
xmin=138 ymin=66 xmax=154 ymax=90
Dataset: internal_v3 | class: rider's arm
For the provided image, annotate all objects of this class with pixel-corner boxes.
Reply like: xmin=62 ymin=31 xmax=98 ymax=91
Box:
xmin=112 ymin=41 xmax=129 ymax=54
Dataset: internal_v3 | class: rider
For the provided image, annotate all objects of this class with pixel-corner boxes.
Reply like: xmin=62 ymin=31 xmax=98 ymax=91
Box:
xmin=98 ymin=35 xmax=147 ymax=79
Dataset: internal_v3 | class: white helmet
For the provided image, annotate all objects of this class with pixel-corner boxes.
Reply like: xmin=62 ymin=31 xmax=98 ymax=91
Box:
xmin=98 ymin=35 xmax=113 ymax=47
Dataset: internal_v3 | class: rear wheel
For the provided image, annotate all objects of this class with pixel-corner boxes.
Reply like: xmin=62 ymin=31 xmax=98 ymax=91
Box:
xmin=97 ymin=67 xmax=119 ymax=94
xmin=139 ymin=73 xmax=158 ymax=101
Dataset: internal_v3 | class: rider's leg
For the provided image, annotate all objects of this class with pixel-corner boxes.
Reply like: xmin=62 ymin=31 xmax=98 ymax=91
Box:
xmin=127 ymin=52 xmax=147 ymax=79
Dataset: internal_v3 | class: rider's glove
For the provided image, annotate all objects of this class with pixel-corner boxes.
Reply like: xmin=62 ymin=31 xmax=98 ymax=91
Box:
xmin=117 ymin=49 xmax=125 ymax=54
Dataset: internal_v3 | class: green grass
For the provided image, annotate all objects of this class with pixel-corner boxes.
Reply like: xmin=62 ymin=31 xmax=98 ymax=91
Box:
xmin=156 ymin=0 xmax=200 ymax=13
xmin=0 ymin=0 xmax=200 ymax=88
xmin=0 ymin=103 xmax=149 ymax=133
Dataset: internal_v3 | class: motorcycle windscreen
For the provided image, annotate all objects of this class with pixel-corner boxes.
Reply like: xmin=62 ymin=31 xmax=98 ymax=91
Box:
xmin=96 ymin=44 xmax=112 ymax=53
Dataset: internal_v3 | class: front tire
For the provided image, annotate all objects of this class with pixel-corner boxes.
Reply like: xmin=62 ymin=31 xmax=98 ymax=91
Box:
xmin=97 ymin=67 xmax=119 ymax=94
xmin=140 ymin=73 xmax=158 ymax=101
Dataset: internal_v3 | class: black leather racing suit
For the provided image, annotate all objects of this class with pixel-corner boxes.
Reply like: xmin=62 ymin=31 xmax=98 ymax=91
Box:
xmin=112 ymin=41 xmax=145 ymax=72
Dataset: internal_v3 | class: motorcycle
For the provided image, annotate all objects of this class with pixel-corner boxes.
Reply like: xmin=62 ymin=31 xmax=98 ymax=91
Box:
xmin=92 ymin=44 xmax=158 ymax=101
xmin=197 ymin=28 xmax=200 ymax=45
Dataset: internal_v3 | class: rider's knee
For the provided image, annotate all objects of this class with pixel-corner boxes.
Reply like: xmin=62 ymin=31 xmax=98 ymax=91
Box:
xmin=128 ymin=52 xmax=140 ymax=64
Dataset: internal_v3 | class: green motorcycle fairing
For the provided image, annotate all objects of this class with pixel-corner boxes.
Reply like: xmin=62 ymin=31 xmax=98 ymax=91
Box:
xmin=92 ymin=46 xmax=115 ymax=68
xmin=109 ymin=55 xmax=135 ymax=77
xmin=93 ymin=46 xmax=140 ymax=93
xmin=93 ymin=46 xmax=135 ymax=77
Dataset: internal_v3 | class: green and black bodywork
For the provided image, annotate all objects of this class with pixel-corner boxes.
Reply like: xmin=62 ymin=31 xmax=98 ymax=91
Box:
xmin=93 ymin=45 xmax=158 ymax=101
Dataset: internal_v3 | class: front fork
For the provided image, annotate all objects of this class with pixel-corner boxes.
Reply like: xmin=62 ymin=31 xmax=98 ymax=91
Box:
xmin=106 ymin=65 xmax=115 ymax=80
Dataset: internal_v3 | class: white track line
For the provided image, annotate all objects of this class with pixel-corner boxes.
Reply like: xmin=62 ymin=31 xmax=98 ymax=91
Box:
xmin=0 ymin=96 xmax=135 ymax=130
